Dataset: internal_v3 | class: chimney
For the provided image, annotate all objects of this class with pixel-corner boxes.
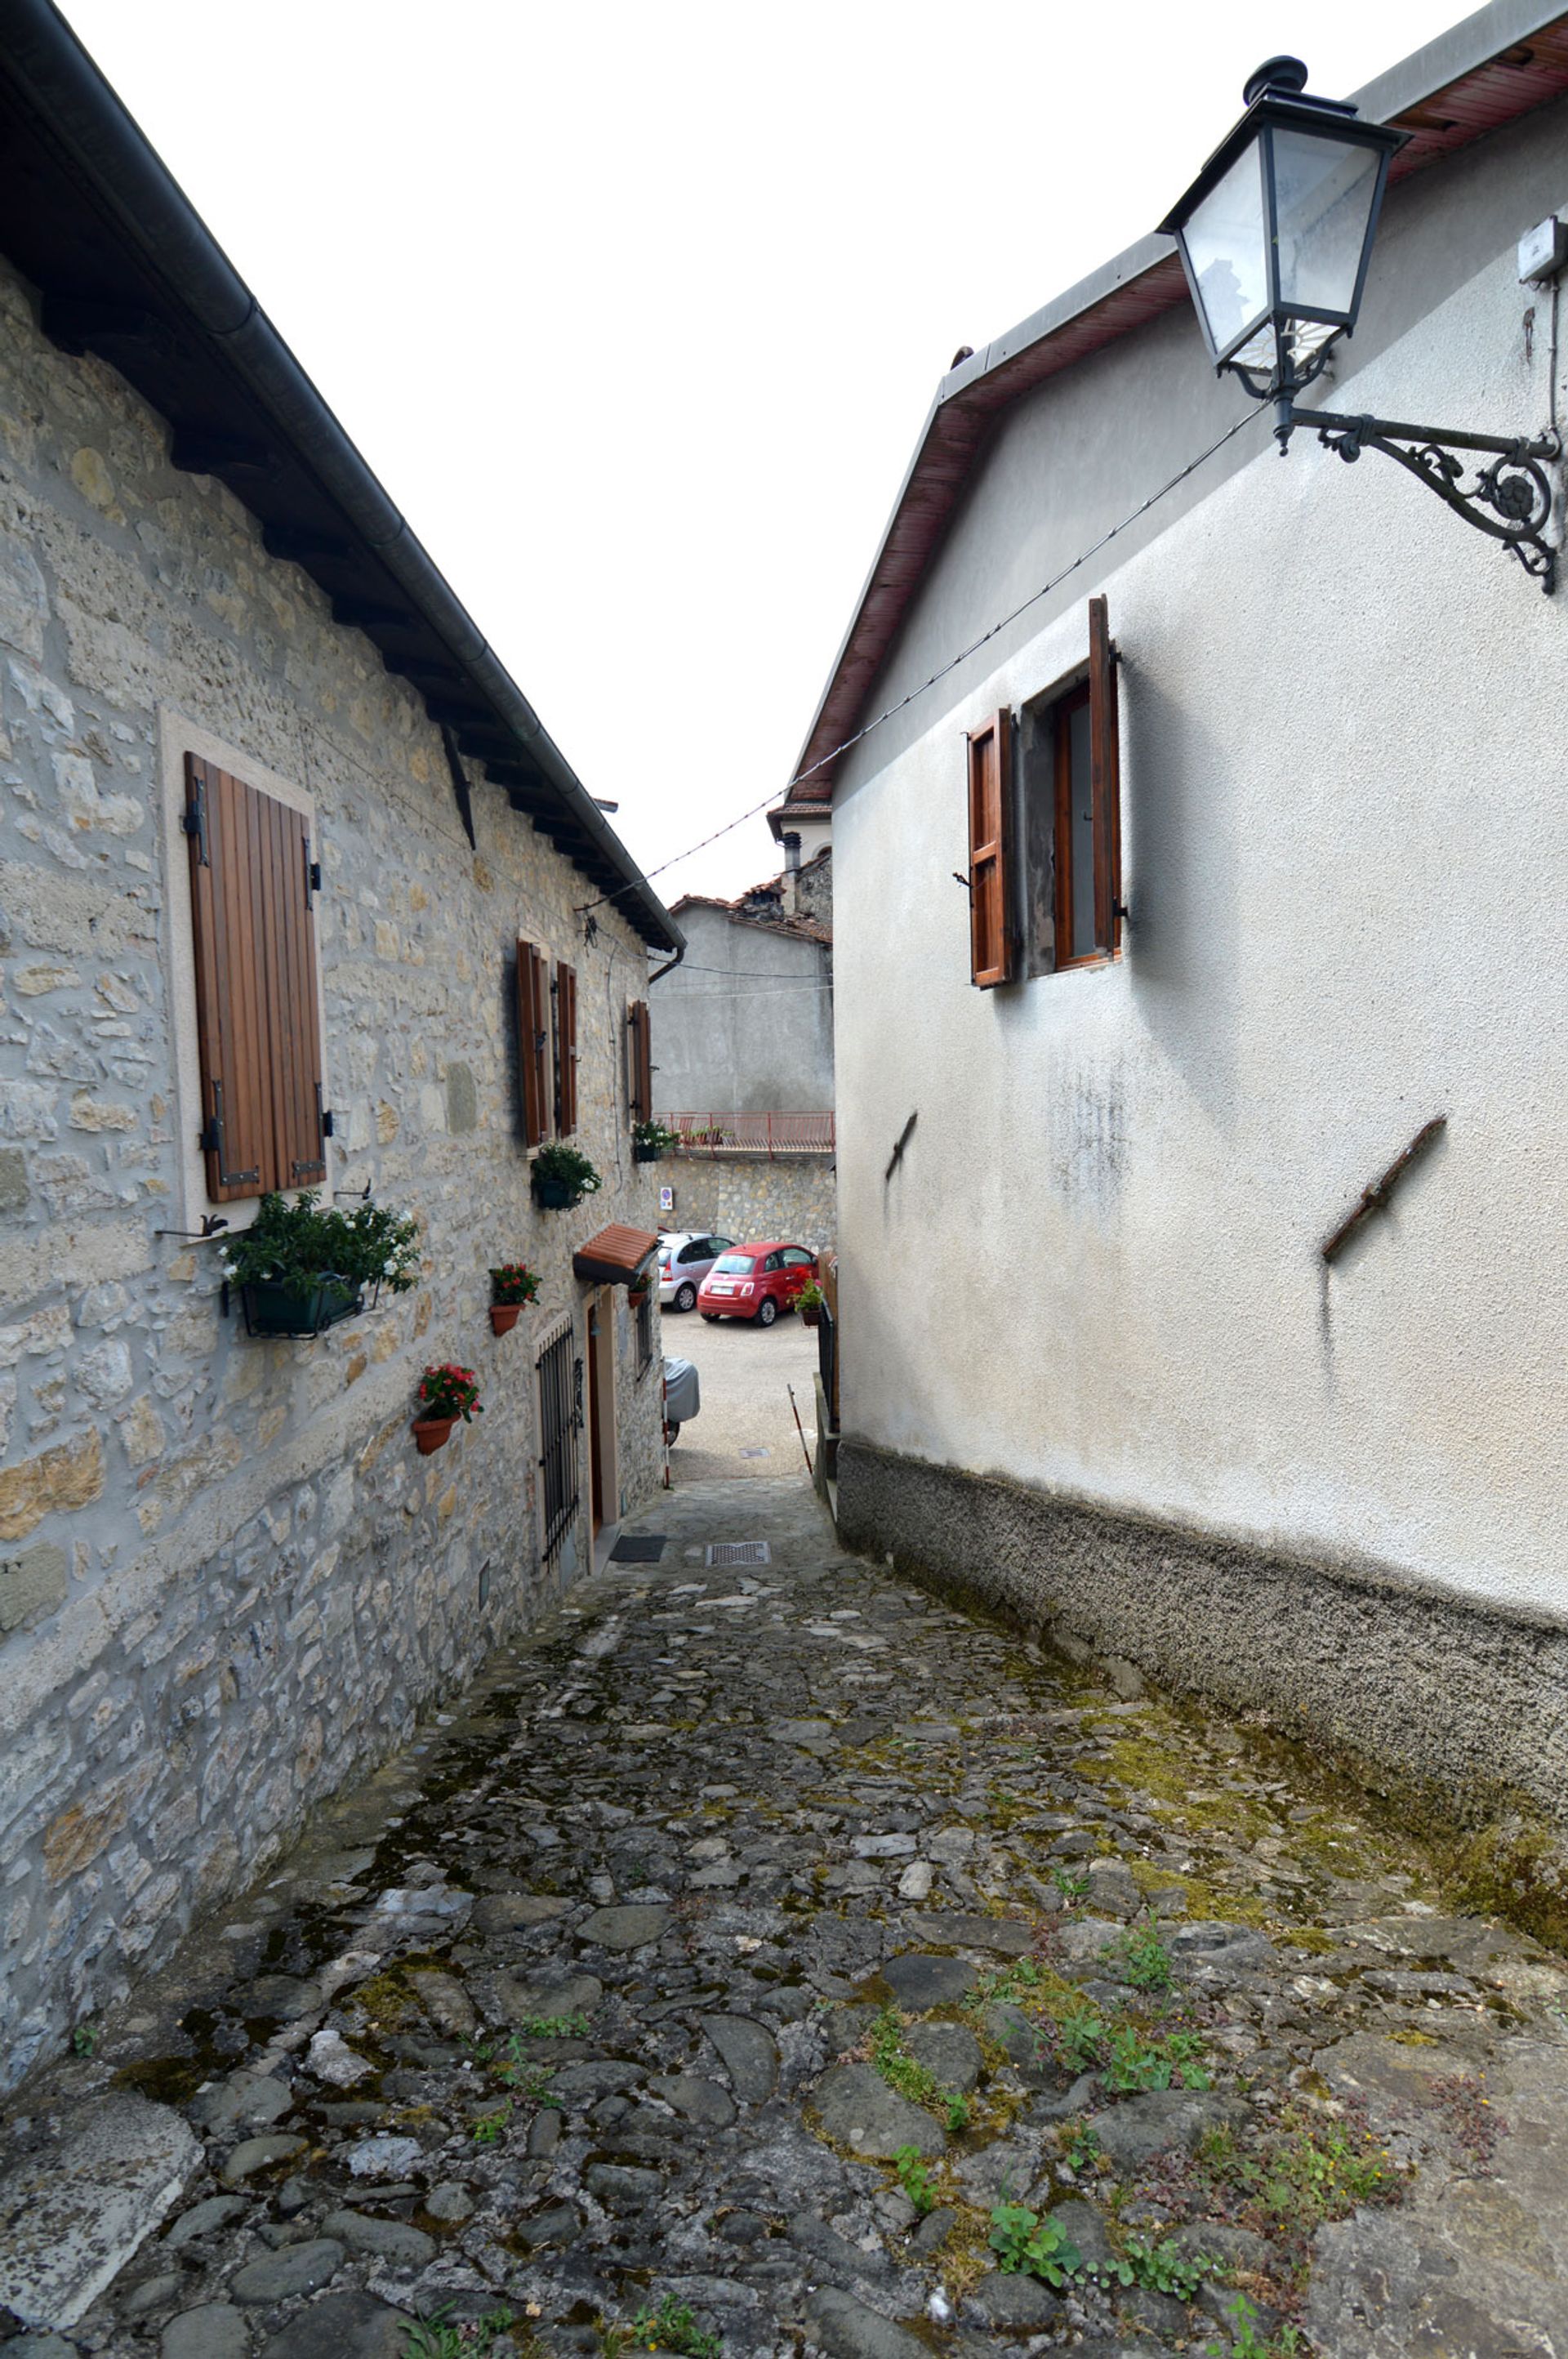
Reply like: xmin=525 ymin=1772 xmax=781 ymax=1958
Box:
xmin=782 ymin=830 xmax=801 ymax=914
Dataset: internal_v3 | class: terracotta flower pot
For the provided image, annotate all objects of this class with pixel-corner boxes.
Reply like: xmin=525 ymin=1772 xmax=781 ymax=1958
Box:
xmin=800 ymin=1304 xmax=822 ymax=1327
xmin=627 ymin=1288 xmax=649 ymax=1311
xmin=489 ymin=1303 xmax=522 ymax=1336
xmin=412 ymin=1415 xmax=457 ymax=1455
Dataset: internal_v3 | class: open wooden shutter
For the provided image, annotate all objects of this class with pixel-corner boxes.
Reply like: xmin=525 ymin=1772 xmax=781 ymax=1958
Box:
xmin=1089 ymin=595 xmax=1122 ymax=956
xmin=185 ymin=753 xmax=324 ymax=1200
xmin=627 ymin=1001 xmax=652 ymax=1125
xmin=556 ymin=960 xmax=578 ymax=1135
xmin=516 ymin=939 xmax=551 ymax=1146
xmin=967 ymin=710 xmax=1013 ymax=988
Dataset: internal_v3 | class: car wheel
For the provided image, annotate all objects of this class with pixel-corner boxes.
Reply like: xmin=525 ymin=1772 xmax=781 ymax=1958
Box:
xmin=756 ymin=1296 xmax=778 ymax=1328
xmin=675 ymin=1282 xmax=697 ymax=1312
xmin=702 ymin=1311 xmax=721 ymax=1322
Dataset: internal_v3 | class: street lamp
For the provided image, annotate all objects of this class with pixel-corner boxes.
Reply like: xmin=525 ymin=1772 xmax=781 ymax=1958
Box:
xmin=1159 ymin=57 xmax=1560 ymax=590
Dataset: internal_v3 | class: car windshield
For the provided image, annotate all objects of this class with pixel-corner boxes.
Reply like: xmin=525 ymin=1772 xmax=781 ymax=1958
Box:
xmin=712 ymin=1254 xmax=755 ymax=1274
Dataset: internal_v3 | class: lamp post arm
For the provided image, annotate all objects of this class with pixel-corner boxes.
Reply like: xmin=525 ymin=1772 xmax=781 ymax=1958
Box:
xmin=1277 ymin=401 xmax=1560 ymax=591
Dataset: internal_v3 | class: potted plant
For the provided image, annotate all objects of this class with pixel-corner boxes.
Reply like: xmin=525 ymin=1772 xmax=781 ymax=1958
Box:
xmin=220 ymin=1190 xmax=421 ymax=1338
xmin=532 ymin=1141 xmax=603 ymax=1211
xmin=632 ymin=1119 xmax=679 ymax=1165
xmin=626 ymin=1271 xmax=653 ymax=1310
xmin=412 ymin=1362 xmax=483 ymax=1454
xmin=488 ymin=1261 xmax=540 ymax=1336
xmin=796 ymin=1278 xmax=825 ymax=1328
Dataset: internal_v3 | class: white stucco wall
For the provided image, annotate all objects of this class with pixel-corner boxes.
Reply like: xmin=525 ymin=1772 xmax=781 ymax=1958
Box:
xmin=834 ymin=221 xmax=1568 ymax=1622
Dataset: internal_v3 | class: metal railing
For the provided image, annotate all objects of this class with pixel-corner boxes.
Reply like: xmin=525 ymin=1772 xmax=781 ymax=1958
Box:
xmin=666 ymin=1111 xmax=835 ymax=1157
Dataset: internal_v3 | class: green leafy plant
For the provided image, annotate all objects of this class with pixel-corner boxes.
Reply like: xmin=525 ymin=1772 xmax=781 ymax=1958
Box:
xmin=1058 ymin=2002 xmax=1107 ymax=2071
xmin=513 ymin=2010 xmax=590 ymax=2039
xmin=417 ymin=1362 xmax=483 ymax=1423
xmin=532 ymin=1141 xmax=603 ymax=1205
xmin=626 ymin=2294 xmax=720 ymax=2357
xmin=470 ymin=2099 xmax=511 ymax=2144
xmin=403 ymin=2306 xmax=518 ymax=2357
xmin=1114 ymin=1916 xmax=1174 ymax=1992
xmin=1202 ymin=2292 xmax=1303 ymax=2358
xmin=1052 ymin=1865 xmax=1090 ymax=1902
xmin=1102 ymin=2022 xmax=1209 ymax=2093
xmin=1062 ymin=2119 xmax=1102 ymax=2172
xmin=795 ymin=1279 xmax=825 ymax=1313
xmin=632 ymin=1120 xmax=679 ymax=1158
xmin=869 ymin=2006 xmax=968 ymax=2125
xmin=943 ymin=2089 xmax=971 ymax=2131
xmin=70 ymin=2022 xmax=99 ymax=2058
xmin=220 ymin=1188 xmax=421 ymax=1300
xmin=893 ymin=2143 xmax=936 ymax=2215
xmin=987 ymin=2201 xmax=1082 ymax=2286
xmin=490 ymin=1261 xmax=541 ymax=1306
xmin=1115 ymin=2233 xmax=1208 ymax=2299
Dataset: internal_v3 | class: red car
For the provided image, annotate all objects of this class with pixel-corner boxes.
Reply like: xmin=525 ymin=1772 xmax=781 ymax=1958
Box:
xmin=697 ymin=1240 xmax=818 ymax=1327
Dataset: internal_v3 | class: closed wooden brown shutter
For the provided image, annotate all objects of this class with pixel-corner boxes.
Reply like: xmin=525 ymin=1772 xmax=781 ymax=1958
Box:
xmin=627 ymin=1001 xmax=652 ymax=1125
xmin=556 ymin=960 xmax=578 ymax=1135
xmin=967 ymin=709 xmax=1013 ymax=988
xmin=516 ymin=939 xmax=551 ymax=1146
xmin=1089 ymin=595 xmax=1122 ymax=957
xmin=185 ymin=753 xmax=326 ymax=1200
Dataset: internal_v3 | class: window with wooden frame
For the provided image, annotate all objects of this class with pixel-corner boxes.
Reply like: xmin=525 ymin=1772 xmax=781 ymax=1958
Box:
xmin=1015 ymin=594 xmax=1123 ymax=979
xmin=516 ymin=939 xmax=553 ymax=1147
xmin=555 ymin=960 xmax=579 ymax=1135
xmin=626 ymin=999 xmax=653 ymax=1126
xmin=184 ymin=751 xmax=329 ymax=1200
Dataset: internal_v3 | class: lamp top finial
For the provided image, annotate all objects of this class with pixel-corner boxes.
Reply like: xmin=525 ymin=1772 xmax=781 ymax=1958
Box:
xmin=1244 ymin=56 xmax=1309 ymax=106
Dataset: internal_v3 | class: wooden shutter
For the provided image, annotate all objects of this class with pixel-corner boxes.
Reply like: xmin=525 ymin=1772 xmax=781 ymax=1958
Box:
xmin=185 ymin=753 xmax=325 ymax=1201
xmin=967 ymin=710 xmax=1013 ymax=988
xmin=1089 ymin=595 xmax=1122 ymax=957
xmin=628 ymin=1001 xmax=652 ymax=1125
xmin=556 ymin=960 xmax=578 ymax=1135
xmin=516 ymin=939 xmax=552 ymax=1146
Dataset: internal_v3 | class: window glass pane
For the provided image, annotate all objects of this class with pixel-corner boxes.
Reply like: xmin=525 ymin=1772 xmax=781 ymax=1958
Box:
xmin=713 ymin=1253 xmax=755 ymax=1273
xmin=1183 ymin=144 xmax=1268 ymax=353
xmin=1272 ymin=130 xmax=1379 ymax=317
xmin=1069 ymin=699 xmax=1096 ymax=961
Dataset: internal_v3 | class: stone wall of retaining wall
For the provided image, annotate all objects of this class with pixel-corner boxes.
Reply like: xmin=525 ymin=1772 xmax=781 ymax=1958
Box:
xmin=0 ymin=255 xmax=665 ymax=2092
xmin=836 ymin=1438 xmax=1568 ymax=1837
xmin=658 ymin=1152 xmax=835 ymax=1254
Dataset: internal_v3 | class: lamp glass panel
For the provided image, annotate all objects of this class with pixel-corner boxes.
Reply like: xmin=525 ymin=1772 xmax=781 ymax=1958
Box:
xmin=1183 ymin=142 xmax=1268 ymax=354
xmin=1272 ymin=129 xmax=1381 ymax=319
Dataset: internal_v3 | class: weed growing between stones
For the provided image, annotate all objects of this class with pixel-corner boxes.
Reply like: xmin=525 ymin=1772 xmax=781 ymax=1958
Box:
xmin=403 ymin=2308 xmax=519 ymax=2357
xmin=511 ymin=2011 xmax=590 ymax=2038
xmin=1109 ymin=1915 xmax=1174 ymax=1991
xmin=987 ymin=2200 xmax=1082 ymax=2285
xmin=470 ymin=2100 xmax=511 ymax=2144
xmin=869 ymin=2004 xmax=971 ymax=2125
xmin=1429 ymin=2072 xmax=1506 ymax=2174
xmin=893 ymin=2142 xmax=937 ymax=2213
xmin=1202 ymin=2290 xmax=1304 ymax=2358
xmin=622 ymin=2294 xmax=721 ymax=2358
xmin=1057 ymin=2001 xmax=1210 ymax=2091
xmin=1192 ymin=2101 xmax=1408 ymax=2241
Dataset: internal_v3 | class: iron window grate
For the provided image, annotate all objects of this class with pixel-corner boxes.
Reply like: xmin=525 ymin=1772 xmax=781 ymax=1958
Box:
xmin=706 ymin=1542 xmax=771 ymax=1567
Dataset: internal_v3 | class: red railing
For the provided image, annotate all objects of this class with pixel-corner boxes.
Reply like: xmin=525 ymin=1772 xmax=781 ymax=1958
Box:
xmin=667 ymin=1112 xmax=835 ymax=1157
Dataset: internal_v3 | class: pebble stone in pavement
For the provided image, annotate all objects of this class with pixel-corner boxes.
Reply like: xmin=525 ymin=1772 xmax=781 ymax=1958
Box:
xmin=5 ymin=1475 xmax=1568 ymax=2359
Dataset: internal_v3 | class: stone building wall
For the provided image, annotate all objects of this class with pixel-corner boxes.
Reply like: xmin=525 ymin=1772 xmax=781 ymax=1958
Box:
xmin=0 ymin=255 xmax=665 ymax=2093
xmin=659 ymin=1153 xmax=835 ymax=1253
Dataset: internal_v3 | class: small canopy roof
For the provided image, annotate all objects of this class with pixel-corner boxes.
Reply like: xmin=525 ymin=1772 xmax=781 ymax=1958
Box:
xmin=573 ymin=1225 xmax=660 ymax=1287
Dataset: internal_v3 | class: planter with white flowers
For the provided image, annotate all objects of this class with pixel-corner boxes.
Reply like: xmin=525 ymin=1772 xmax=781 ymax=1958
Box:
xmin=220 ymin=1190 xmax=421 ymax=1339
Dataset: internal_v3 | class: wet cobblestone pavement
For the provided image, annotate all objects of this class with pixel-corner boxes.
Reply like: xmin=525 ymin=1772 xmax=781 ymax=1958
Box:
xmin=6 ymin=1477 xmax=1568 ymax=2359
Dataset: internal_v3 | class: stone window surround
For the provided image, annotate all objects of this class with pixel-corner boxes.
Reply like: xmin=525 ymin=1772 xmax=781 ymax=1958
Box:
xmin=157 ymin=709 xmax=336 ymax=1236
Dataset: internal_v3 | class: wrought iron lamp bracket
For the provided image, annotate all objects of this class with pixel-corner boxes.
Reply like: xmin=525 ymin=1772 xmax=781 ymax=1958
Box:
xmin=1277 ymin=401 xmax=1561 ymax=591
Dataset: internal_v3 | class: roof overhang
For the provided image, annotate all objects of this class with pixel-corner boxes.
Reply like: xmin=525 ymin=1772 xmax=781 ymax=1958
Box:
xmin=0 ymin=0 xmax=684 ymax=957
xmin=791 ymin=0 xmax=1568 ymax=804
xmin=573 ymin=1226 xmax=660 ymax=1287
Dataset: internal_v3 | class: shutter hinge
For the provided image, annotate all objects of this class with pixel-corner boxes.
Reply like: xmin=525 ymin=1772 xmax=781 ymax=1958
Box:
xmin=316 ymin=1085 xmax=335 ymax=1141
xmin=199 ymin=1117 xmax=220 ymax=1154
xmin=304 ymin=836 xmax=322 ymax=898
xmin=183 ymin=776 xmax=209 ymax=866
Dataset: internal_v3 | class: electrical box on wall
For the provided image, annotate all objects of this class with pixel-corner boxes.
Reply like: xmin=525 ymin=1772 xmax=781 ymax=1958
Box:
xmin=1518 ymin=215 xmax=1568 ymax=282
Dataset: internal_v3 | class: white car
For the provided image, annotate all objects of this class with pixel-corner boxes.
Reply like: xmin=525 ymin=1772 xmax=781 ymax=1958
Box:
xmin=657 ymin=1231 xmax=735 ymax=1313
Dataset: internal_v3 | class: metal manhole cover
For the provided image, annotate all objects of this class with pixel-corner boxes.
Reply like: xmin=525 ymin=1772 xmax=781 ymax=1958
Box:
xmin=609 ymin=1535 xmax=668 ymax=1563
xmin=706 ymin=1542 xmax=771 ymax=1567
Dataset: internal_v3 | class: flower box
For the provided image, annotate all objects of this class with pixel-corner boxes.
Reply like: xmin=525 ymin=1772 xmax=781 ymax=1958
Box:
xmin=532 ymin=1172 xmax=581 ymax=1211
xmin=240 ymin=1277 xmax=363 ymax=1339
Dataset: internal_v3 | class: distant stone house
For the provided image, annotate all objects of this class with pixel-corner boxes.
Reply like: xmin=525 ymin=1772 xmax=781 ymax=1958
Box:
xmin=650 ymin=835 xmax=834 ymax=1250
xmin=0 ymin=11 xmax=682 ymax=2090
xmin=795 ymin=4 xmax=1568 ymax=1839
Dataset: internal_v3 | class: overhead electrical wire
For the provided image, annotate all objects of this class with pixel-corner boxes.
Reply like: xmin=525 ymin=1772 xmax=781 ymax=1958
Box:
xmin=579 ymin=400 xmax=1268 ymax=925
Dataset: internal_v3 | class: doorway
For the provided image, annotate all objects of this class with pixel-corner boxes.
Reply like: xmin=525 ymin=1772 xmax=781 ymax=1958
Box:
xmin=585 ymin=1287 xmax=617 ymax=1538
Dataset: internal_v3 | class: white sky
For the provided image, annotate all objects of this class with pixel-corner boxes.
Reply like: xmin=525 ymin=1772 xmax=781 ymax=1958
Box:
xmin=60 ymin=0 xmax=1463 ymax=907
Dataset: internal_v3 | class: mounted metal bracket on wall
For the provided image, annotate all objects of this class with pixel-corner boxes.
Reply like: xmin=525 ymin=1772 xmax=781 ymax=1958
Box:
xmin=441 ymin=723 xmax=477 ymax=850
xmin=1321 ymin=1115 xmax=1446 ymax=1263
xmin=153 ymin=1213 xmax=229 ymax=1241
xmin=1276 ymin=408 xmax=1560 ymax=592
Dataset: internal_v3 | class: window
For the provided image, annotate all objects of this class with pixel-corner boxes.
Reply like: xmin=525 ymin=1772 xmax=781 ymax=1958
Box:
xmin=713 ymin=1253 xmax=756 ymax=1274
xmin=762 ymin=1251 xmax=783 ymax=1273
xmin=626 ymin=999 xmax=653 ymax=1126
xmin=968 ymin=595 xmax=1122 ymax=986
xmin=781 ymin=1247 xmax=814 ymax=1267
xmin=184 ymin=752 xmax=327 ymax=1201
xmin=516 ymin=939 xmax=553 ymax=1146
xmin=555 ymin=960 xmax=579 ymax=1135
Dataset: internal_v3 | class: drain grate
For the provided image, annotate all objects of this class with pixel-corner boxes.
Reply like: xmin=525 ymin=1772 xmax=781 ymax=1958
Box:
xmin=610 ymin=1534 xmax=668 ymax=1563
xmin=706 ymin=1541 xmax=771 ymax=1567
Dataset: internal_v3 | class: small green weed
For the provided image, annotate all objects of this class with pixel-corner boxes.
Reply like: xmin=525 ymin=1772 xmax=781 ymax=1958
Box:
xmin=470 ymin=2100 xmax=511 ymax=2145
xmin=1058 ymin=2003 xmax=1107 ymax=2071
xmin=70 ymin=2023 xmax=99 ymax=2058
xmin=1202 ymin=2291 xmax=1302 ymax=2357
xmin=870 ymin=2006 xmax=969 ymax=2127
xmin=988 ymin=2200 xmax=1082 ymax=2285
xmin=512 ymin=2010 xmax=590 ymax=2039
xmin=1102 ymin=2022 xmax=1209 ymax=2094
xmin=1114 ymin=1918 xmax=1174 ymax=1993
xmin=627 ymin=2294 xmax=721 ymax=2358
xmin=1061 ymin=2119 xmax=1103 ymax=2172
xmin=403 ymin=2307 xmax=517 ymax=2357
xmin=1052 ymin=1866 xmax=1090 ymax=1902
xmin=893 ymin=2143 xmax=935 ymax=2215
xmin=1199 ymin=2103 xmax=1403 ymax=2236
xmin=1111 ymin=2232 xmax=1208 ymax=2299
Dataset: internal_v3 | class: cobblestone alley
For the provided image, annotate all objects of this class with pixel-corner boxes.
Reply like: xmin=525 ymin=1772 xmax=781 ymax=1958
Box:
xmin=5 ymin=1477 xmax=1568 ymax=2359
